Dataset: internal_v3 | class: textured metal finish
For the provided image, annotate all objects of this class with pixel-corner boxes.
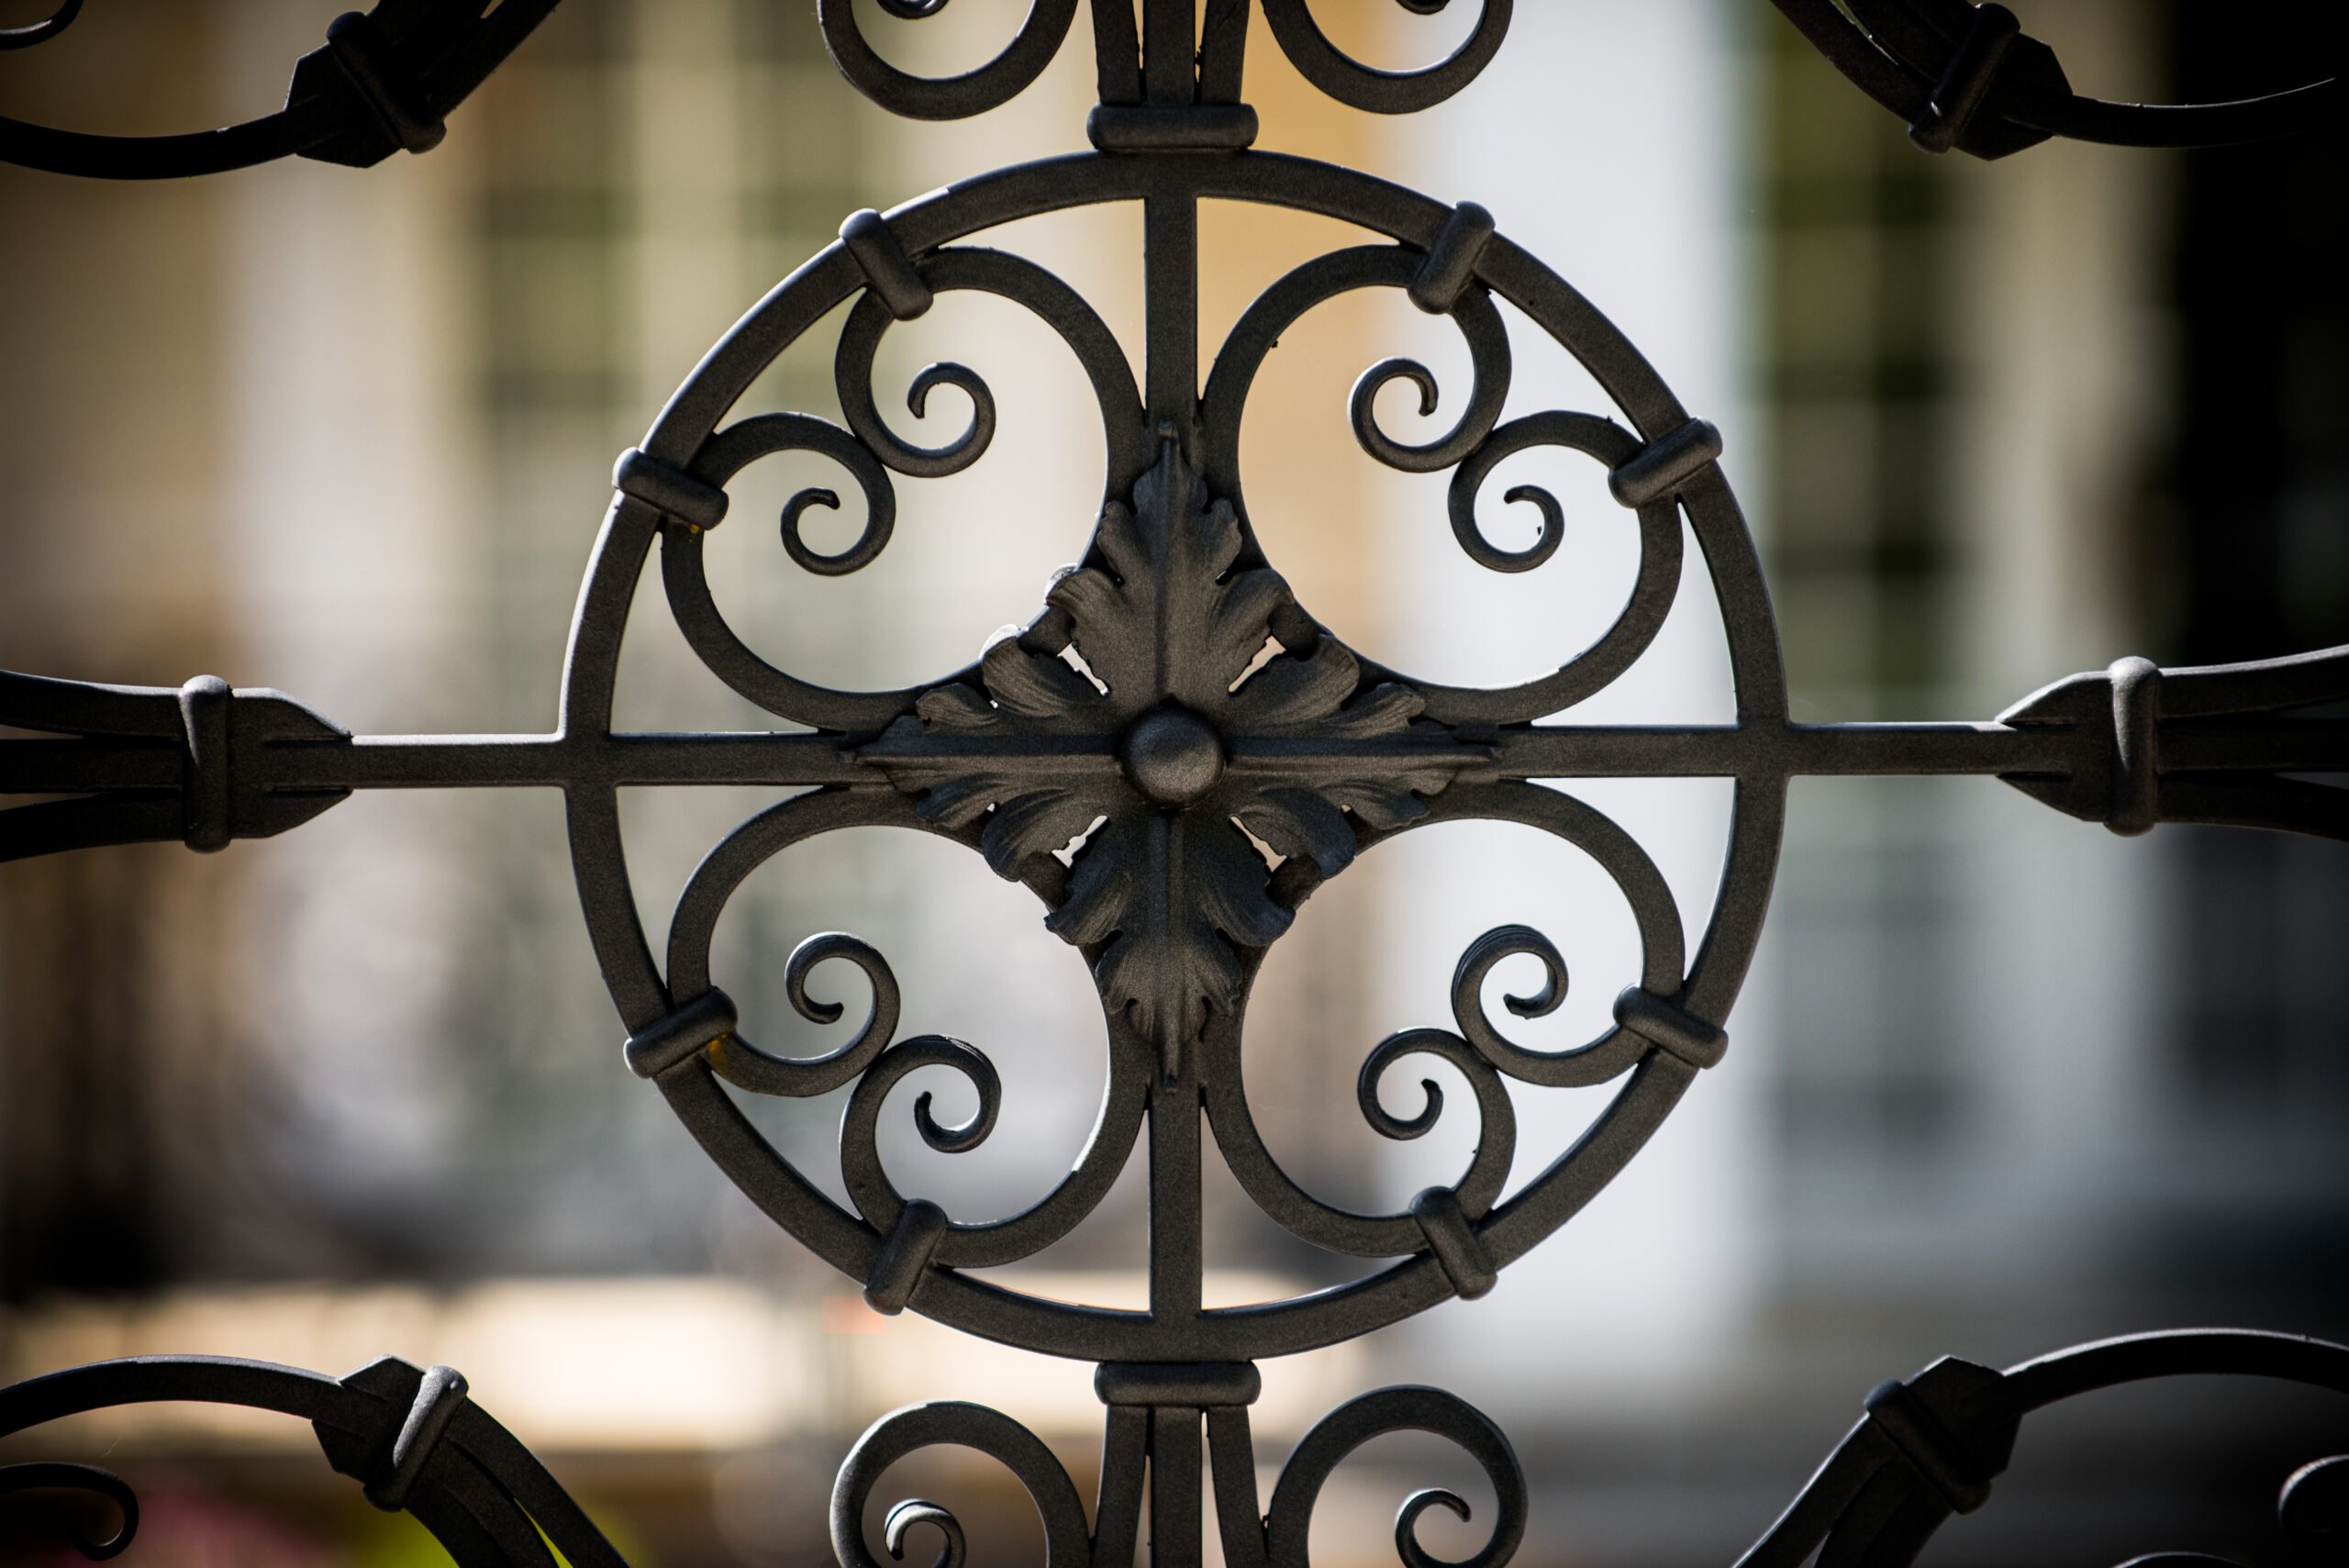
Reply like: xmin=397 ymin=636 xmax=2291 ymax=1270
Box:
xmin=0 ymin=0 xmax=559 ymax=178
xmin=0 ymin=1353 xmax=630 ymax=1568
xmin=1736 ymin=1330 xmax=2349 ymax=1568
xmin=4 ymin=4 xmax=2348 ymax=1566
xmin=1767 ymin=0 xmax=2341 ymax=156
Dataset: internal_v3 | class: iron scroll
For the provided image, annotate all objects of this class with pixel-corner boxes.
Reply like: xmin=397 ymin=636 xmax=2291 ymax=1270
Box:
xmin=4 ymin=4 xmax=2349 ymax=1566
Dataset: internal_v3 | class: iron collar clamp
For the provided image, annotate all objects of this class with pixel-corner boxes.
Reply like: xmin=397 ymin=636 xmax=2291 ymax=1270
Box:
xmin=312 ymin=1356 xmax=473 ymax=1514
xmin=1996 ymin=645 xmax=2349 ymax=840
xmin=169 ymin=679 xmax=352 ymax=851
xmin=1087 ymin=105 xmax=1261 ymax=153
xmin=1097 ymin=1362 xmax=1264 ymax=1407
xmin=1860 ymin=1362 xmax=2014 ymax=1516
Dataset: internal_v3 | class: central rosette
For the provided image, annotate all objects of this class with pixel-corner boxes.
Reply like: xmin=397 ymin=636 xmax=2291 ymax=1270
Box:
xmin=1121 ymin=706 xmax=1226 ymax=806
xmin=861 ymin=441 xmax=1495 ymax=1075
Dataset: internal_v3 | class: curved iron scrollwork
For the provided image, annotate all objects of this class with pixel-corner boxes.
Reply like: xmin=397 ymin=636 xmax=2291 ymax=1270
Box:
xmin=1737 ymin=1330 xmax=2349 ymax=1568
xmin=816 ymin=0 xmax=1513 ymax=130
xmin=561 ymin=131 xmax=1779 ymax=1370
xmin=1767 ymin=0 xmax=2341 ymax=157
xmin=1256 ymin=0 xmax=1514 ymax=117
xmin=0 ymin=0 xmax=560 ymax=179
xmin=818 ymin=0 xmax=1085 ymax=124
xmin=830 ymin=1374 xmax=1528 ymax=1568
xmin=0 ymin=1354 xmax=629 ymax=1568
xmin=0 ymin=1462 xmax=136 ymax=1560
xmin=5 ymin=6 xmax=2349 ymax=1567
xmin=6 ymin=1332 xmax=2345 ymax=1568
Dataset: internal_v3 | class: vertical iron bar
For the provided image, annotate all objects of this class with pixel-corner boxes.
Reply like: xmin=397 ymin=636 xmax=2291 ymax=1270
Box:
xmin=1206 ymin=1406 xmax=1269 ymax=1568
xmin=1094 ymin=1405 xmax=1151 ymax=1568
xmin=1091 ymin=0 xmax=1143 ymax=106
xmin=1145 ymin=1077 xmax=1204 ymax=1324
xmin=1143 ymin=187 xmax=1201 ymax=453
xmin=1149 ymin=1406 xmax=1203 ymax=1568
xmin=1197 ymin=0 xmax=1250 ymax=105
xmin=1143 ymin=821 xmax=1203 ymax=1328
xmin=1143 ymin=0 xmax=1197 ymax=104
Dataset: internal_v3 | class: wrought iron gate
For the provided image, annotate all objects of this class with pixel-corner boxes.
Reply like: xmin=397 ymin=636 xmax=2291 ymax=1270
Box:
xmin=4 ymin=3 xmax=2348 ymax=1565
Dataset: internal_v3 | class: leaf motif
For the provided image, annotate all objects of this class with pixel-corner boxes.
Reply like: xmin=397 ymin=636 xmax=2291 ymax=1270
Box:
xmin=1044 ymin=814 xmax=1137 ymax=948
xmin=863 ymin=673 xmax=1109 ymax=859
xmin=1227 ymin=637 xmax=1361 ymax=732
xmin=1074 ymin=813 xmax=1292 ymax=1079
xmin=859 ymin=439 xmax=1495 ymax=1081
xmin=912 ymin=684 xmax=1000 ymax=730
xmin=907 ymin=773 xmax=998 ymax=830
xmin=1232 ymin=786 xmax=1357 ymax=877
xmin=980 ymin=634 xmax=1103 ymax=723
xmin=1318 ymin=781 xmax=1434 ymax=832
xmin=1317 ymin=681 xmax=1427 ymax=739
xmin=978 ymin=787 xmax=1100 ymax=878
xmin=1192 ymin=565 xmax=1293 ymax=712
xmin=1048 ymin=450 xmax=1290 ymax=717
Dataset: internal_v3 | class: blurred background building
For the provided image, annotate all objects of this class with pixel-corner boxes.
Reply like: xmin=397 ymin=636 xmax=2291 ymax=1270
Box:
xmin=1 ymin=2 xmax=2344 ymax=1565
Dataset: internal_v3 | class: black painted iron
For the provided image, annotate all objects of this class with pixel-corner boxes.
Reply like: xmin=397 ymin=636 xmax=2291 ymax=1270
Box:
xmin=4 ymin=4 xmax=2347 ymax=1566
xmin=1766 ymin=0 xmax=2341 ymax=156
xmin=0 ymin=0 xmax=559 ymax=178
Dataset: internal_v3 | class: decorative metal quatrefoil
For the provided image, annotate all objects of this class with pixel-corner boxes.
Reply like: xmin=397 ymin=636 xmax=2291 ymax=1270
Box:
xmin=862 ymin=437 xmax=1499 ymax=1081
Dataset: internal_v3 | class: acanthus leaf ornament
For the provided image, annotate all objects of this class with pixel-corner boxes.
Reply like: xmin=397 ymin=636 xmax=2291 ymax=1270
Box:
xmin=861 ymin=438 xmax=1497 ymax=1081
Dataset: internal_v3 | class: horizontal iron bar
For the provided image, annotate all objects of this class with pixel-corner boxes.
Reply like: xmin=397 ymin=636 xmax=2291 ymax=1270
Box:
xmin=18 ymin=721 xmax=2333 ymax=802
xmin=2159 ymin=720 xmax=2349 ymax=774
xmin=0 ymin=738 xmax=183 ymax=793
xmin=1495 ymin=722 xmax=2074 ymax=778
xmin=263 ymin=733 xmax=875 ymax=790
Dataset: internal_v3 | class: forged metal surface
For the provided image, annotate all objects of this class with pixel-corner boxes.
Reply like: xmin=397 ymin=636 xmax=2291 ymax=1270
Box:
xmin=0 ymin=1353 xmax=629 ymax=1568
xmin=8 ymin=1329 xmax=2347 ymax=1568
xmin=0 ymin=1462 xmax=134 ymax=1560
xmin=0 ymin=0 xmax=559 ymax=178
xmin=1738 ymin=1330 xmax=2349 ymax=1568
xmin=5 ymin=4 xmax=2349 ymax=1567
xmin=1767 ymin=0 xmax=2341 ymax=156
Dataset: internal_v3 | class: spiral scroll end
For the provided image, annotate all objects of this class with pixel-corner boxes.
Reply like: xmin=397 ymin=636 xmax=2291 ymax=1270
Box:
xmin=0 ymin=1464 xmax=139 ymax=1562
xmin=1468 ymin=484 xmax=1564 ymax=573
xmin=788 ymin=932 xmax=897 ymax=1028
xmin=884 ymin=1499 xmax=966 ymax=1568
xmin=1360 ymin=1030 xmax=1464 ymax=1140
xmin=1500 ymin=970 xmax=1561 ymax=1020
xmin=1353 ymin=358 xmax=1442 ymax=431
xmin=904 ymin=1038 xmax=1001 ymax=1152
xmin=1397 ymin=1487 xmax=1474 ymax=1568
xmin=1454 ymin=925 xmax=1567 ymax=1033
xmin=1374 ymin=1076 xmax=1444 ymax=1140
xmin=914 ymin=1084 xmax=994 ymax=1152
xmin=781 ymin=486 xmax=894 ymax=578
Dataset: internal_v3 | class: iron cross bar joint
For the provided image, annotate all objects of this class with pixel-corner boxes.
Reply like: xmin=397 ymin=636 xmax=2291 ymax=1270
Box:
xmin=1500 ymin=641 xmax=2349 ymax=842
xmin=7 ymin=644 xmax=2343 ymax=862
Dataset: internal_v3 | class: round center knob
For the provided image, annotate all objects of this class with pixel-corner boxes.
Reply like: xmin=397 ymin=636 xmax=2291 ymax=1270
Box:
xmin=1122 ymin=706 xmax=1226 ymax=807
